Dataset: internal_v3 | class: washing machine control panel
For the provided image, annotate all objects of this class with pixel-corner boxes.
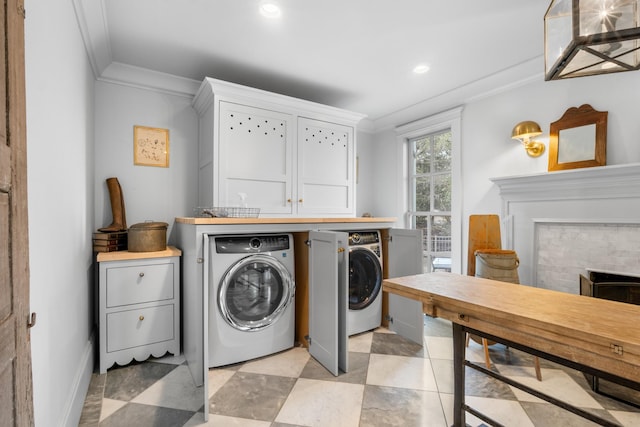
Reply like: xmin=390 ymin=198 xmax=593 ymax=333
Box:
xmin=216 ymin=234 xmax=291 ymax=253
xmin=349 ymin=231 xmax=380 ymax=246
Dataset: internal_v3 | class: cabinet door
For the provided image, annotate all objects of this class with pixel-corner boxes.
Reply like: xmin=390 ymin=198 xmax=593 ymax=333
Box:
xmin=387 ymin=228 xmax=424 ymax=344
xmin=219 ymin=102 xmax=294 ymax=214
xmin=308 ymin=231 xmax=349 ymax=376
xmin=201 ymin=234 xmax=211 ymax=421
xmin=297 ymin=118 xmax=354 ymax=216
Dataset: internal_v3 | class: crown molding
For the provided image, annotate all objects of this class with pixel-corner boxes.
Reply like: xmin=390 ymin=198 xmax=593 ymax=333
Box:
xmin=371 ymin=56 xmax=544 ymax=133
xmin=99 ymin=62 xmax=201 ymax=98
xmin=72 ymin=0 xmax=112 ymax=77
xmin=193 ymin=77 xmax=367 ymax=124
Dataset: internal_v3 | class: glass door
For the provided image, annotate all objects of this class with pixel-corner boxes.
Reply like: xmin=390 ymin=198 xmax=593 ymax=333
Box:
xmin=348 ymin=248 xmax=382 ymax=310
xmin=218 ymin=254 xmax=293 ymax=331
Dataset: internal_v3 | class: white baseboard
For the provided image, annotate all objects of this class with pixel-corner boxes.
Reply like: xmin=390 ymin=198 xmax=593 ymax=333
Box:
xmin=60 ymin=331 xmax=95 ymax=427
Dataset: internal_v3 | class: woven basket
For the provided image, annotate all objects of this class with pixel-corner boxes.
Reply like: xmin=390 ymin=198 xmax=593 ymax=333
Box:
xmin=474 ymin=249 xmax=519 ymax=284
xmin=471 ymin=249 xmax=520 ymax=346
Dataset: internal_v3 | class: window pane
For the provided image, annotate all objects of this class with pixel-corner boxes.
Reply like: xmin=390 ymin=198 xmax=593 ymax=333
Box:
xmin=415 ymin=138 xmax=431 ymax=174
xmin=415 ymin=214 xmax=427 ymax=229
xmin=433 ymin=174 xmax=451 ymax=211
xmin=424 ymin=254 xmax=433 ymax=274
xmin=434 ymin=132 xmax=451 ymax=172
xmin=414 ymin=214 xmax=428 ymax=250
xmin=432 ymin=214 xmax=451 ymax=272
xmin=431 ymin=255 xmax=451 ymax=272
xmin=409 ymin=179 xmax=417 ymax=211
xmin=415 ymin=177 xmax=430 ymax=211
xmin=432 ymin=215 xmax=451 ymax=251
xmin=408 ymin=127 xmax=452 ymax=274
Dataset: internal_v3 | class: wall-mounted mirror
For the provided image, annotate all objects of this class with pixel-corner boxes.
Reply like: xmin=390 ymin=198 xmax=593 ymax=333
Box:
xmin=548 ymin=104 xmax=607 ymax=172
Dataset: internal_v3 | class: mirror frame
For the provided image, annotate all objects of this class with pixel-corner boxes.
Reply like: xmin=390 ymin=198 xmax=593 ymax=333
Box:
xmin=548 ymin=104 xmax=607 ymax=172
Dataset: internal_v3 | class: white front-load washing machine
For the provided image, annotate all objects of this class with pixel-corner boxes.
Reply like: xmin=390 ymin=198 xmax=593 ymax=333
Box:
xmin=208 ymin=233 xmax=295 ymax=367
xmin=347 ymin=230 xmax=383 ymax=336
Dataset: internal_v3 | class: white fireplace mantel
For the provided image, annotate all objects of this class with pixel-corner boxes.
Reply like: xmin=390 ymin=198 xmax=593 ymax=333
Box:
xmin=490 ymin=163 xmax=640 ymax=202
xmin=488 ymin=163 xmax=640 ymax=291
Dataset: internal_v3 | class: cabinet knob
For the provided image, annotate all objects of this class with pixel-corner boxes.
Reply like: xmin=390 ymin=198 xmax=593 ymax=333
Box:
xmin=139 ymin=272 xmax=145 ymax=278
xmin=298 ymin=198 xmax=304 ymax=203
xmin=139 ymin=315 xmax=145 ymax=321
xmin=287 ymin=198 xmax=292 ymax=203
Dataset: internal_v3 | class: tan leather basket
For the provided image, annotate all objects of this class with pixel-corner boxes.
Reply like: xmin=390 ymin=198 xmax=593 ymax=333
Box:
xmin=128 ymin=221 xmax=168 ymax=252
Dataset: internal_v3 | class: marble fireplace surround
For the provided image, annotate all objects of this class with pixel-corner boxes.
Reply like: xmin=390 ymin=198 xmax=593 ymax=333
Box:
xmin=491 ymin=163 xmax=640 ymax=294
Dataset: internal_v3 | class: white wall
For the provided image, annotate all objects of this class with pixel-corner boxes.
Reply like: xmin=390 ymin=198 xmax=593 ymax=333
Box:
xmin=370 ymin=69 xmax=640 ymax=275
xmin=355 ymin=130 xmax=375 ymax=217
xmin=371 ymin=129 xmax=405 ymax=221
xmin=94 ymin=81 xmax=199 ymax=244
xmin=25 ymin=0 xmax=96 ymax=425
xmin=462 ymin=71 xmax=640 ymax=267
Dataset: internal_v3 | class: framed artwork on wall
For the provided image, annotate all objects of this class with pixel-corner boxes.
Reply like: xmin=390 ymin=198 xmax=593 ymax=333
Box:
xmin=548 ymin=104 xmax=607 ymax=172
xmin=133 ymin=125 xmax=170 ymax=168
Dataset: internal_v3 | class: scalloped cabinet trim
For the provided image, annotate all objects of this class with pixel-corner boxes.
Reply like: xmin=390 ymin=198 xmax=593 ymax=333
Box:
xmin=97 ymin=247 xmax=181 ymax=373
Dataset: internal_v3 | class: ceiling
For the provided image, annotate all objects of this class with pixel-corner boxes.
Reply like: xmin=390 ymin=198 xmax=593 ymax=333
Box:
xmin=79 ymin=0 xmax=550 ymax=127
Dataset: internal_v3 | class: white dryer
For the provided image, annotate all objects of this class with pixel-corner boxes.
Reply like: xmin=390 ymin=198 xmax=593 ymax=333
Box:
xmin=347 ymin=230 xmax=383 ymax=336
xmin=208 ymin=233 xmax=295 ymax=367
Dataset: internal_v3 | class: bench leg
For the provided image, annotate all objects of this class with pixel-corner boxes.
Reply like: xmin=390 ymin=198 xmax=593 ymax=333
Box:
xmin=452 ymin=323 xmax=466 ymax=427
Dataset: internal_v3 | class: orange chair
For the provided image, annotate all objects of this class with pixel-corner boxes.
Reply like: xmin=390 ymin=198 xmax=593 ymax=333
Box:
xmin=467 ymin=215 xmax=542 ymax=381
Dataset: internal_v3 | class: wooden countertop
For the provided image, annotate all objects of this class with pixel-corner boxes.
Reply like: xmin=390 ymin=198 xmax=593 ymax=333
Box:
xmin=383 ymin=272 xmax=640 ymax=381
xmin=175 ymin=216 xmax=396 ymax=225
xmin=96 ymin=246 xmax=182 ymax=262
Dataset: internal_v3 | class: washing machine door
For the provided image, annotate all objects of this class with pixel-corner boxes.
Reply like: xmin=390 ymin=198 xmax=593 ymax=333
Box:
xmin=218 ymin=254 xmax=294 ymax=331
xmin=349 ymin=247 xmax=382 ymax=310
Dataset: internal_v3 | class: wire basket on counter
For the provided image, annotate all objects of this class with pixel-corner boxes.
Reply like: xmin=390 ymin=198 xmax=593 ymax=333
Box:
xmin=193 ymin=207 xmax=261 ymax=218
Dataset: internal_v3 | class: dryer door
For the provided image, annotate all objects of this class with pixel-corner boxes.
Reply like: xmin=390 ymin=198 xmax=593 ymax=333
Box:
xmin=218 ymin=254 xmax=293 ymax=331
xmin=349 ymin=248 xmax=382 ymax=310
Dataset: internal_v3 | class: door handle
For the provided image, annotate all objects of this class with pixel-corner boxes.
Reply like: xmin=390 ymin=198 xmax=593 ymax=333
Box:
xmin=27 ymin=312 xmax=37 ymax=329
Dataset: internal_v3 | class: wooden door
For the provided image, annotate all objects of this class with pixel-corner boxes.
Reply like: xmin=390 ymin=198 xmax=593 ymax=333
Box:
xmin=0 ymin=0 xmax=34 ymax=425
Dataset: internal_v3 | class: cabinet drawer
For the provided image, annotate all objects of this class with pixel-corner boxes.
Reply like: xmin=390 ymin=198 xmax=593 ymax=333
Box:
xmin=107 ymin=304 xmax=174 ymax=352
xmin=106 ymin=262 xmax=174 ymax=307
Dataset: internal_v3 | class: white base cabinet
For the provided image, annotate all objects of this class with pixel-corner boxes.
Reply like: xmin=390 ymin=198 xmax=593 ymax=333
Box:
xmin=192 ymin=77 xmax=365 ymax=217
xmin=307 ymin=228 xmax=424 ymax=376
xmin=97 ymin=247 xmax=181 ymax=373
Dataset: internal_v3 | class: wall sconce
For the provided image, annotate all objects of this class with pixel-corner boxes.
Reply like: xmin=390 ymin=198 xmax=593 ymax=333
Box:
xmin=512 ymin=121 xmax=545 ymax=157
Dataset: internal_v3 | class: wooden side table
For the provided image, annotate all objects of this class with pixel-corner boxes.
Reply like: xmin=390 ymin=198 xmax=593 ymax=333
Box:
xmin=96 ymin=246 xmax=181 ymax=373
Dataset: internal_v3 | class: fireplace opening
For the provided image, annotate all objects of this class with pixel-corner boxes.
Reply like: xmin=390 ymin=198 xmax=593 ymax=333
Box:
xmin=580 ymin=269 xmax=640 ymax=408
xmin=580 ymin=270 xmax=640 ymax=304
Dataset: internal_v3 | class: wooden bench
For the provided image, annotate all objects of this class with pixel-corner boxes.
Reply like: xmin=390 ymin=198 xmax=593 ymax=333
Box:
xmin=383 ymin=272 xmax=640 ymax=427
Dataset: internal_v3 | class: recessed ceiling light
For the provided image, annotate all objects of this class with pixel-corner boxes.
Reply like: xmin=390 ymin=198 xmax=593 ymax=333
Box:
xmin=260 ymin=3 xmax=282 ymax=18
xmin=413 ymin=64 xmax=430 ymax=74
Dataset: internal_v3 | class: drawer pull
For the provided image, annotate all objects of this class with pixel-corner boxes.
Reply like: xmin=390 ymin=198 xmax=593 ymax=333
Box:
xmin=139 ymin=315 xmax=145 ymax=321
xmin=139 ymin=272 xmax=145 ymax=278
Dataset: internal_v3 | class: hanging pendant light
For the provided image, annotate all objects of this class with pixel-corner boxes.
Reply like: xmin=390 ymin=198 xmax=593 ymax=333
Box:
xmin=544 ymin=0 xmax=640 ymax=80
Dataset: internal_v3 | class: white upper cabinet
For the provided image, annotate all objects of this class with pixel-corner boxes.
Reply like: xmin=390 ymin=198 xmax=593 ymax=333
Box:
xmin=192 ymin=78 xmax=365 ymax=217
xmin=218 ymin=102 xmax=294 ymax=215
xmin=298 ymin=118 xmax=354 ymax=215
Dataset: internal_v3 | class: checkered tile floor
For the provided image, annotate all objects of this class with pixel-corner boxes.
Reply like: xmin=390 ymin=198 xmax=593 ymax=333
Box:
xmin=80 ymin=316 xmax=640 ymax=426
